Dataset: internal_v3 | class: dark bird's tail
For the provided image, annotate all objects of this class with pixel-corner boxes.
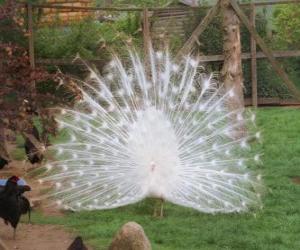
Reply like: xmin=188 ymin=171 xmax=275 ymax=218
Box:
xmin=20 ymin=196 xmax=31 ymax=222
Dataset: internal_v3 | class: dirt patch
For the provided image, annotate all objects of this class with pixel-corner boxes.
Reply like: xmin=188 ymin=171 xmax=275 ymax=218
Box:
xmin=0 ymin=223 xmax=84 ymax=250
xmin=291 ymin=176 xmax=300 ymax=185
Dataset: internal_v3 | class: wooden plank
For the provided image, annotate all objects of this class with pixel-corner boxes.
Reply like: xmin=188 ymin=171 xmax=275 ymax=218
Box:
xmin=152 ymin=21 xmax=187 ymax=27
xmin=24 ymin=0 xmax=300 ymax=12
xmin=27 ymin=3 xmax=35 ymax=69
xmin=154 ymin=16 xmax=192 ymax=21
xmin=197 ymin=50 xmax=300 ymax=62
xmin=175 ymin=0 xmax=221 ymax=60
xmin=248 ymin=0 xmax=300 ymax=6
xmin=155 ymin=12 xmax=193 ymax=17
xmin=244 ymin=97 xmax=300 ymax=106
xmin=35 ymin=50 xmax=300 ymax=66
xmin=229 ymin=0 xmax=300 ymax=99
xmin=36 ymin=58 xmax=105 ymax=65
xmin=143 ymin=8 xmax=151 ymax=72
xmin=22 ymin=0 xmax=300 ymax=14
xmin=46 ymin=0 xmax=91 ymax=3
xmin=250 ymin=3 xmax=257 ymax=107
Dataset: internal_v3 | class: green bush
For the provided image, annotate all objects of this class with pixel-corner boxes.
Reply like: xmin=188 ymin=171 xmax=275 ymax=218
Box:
xmin=273 ymin=4 xmax=300 ymax=49
xmin=35 ymin=12 xmax=142 ymax=60
xmin=272 ymin=4 xmax=300 ymax=92
xmin=35 ymin=19 xmax=103 ymax=59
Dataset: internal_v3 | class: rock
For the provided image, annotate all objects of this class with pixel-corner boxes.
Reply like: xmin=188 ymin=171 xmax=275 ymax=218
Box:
xmin=67 ymin=236 xmax=88 ymax=250
xmin=109 ymin=222 xmax=151 ymax=250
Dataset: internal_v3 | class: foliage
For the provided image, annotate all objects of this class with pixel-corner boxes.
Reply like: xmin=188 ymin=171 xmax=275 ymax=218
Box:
xmin=35 ymin=13 xmax=141 ymax=60
xmin=182 ymin=7 xmax=293 ymax=98
xmin=25 ymin=108 xmax=300 ymax=250
xmin=272 ymin=4 xmax=300 ymax=97
xmin=0 ymin=42 xmax=81 ymax=144
xmin=243 ymin=59 xmax=291 ymax=98
xmin=94 ymin=12 xmax=142 ymax=58
xmin=273 ymin=4 xmax=300 ymax=49
xmin=35 ymin=20 xmax=103 ymax=59
xmin=0 ymin=0 xmax=26 ymax=46
xmin=0 ymin=0 xmax=82 ymax=160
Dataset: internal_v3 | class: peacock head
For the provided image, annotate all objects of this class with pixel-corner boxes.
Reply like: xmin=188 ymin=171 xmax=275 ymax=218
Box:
xmin=150 ymin=161 xmax=156 ymax=172
xmin=8 ymin=175 xmax=20 ymax=183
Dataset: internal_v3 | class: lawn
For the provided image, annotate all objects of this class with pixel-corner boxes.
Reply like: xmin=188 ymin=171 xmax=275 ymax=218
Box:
xmin=25 ymin=108 xmax=300 ymax=250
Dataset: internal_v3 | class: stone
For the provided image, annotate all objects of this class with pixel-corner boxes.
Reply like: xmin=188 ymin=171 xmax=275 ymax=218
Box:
xmin=109 ymin=222 xmax=151 ymax=250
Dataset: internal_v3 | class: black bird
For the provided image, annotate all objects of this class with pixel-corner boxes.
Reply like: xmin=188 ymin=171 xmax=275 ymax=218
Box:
xmin=20 ymin=195 xmax=31 ymax=223
xmin=0 ymin=176 xmax=31 ymax=239
xmin=24 ymin=126 xmax=43 ymax=164
xmin=67 ymin=236 xmax=88 ymax=250
xmin=0 ymin=157 xmax=9 ymax=169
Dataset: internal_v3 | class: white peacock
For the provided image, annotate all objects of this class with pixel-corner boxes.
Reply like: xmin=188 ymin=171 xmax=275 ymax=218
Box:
xmin=40 ymin=48 xmax=263 ymax=216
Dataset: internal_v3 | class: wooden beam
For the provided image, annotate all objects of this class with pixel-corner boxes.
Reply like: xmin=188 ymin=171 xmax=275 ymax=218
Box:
xmin=23 ymin=4 xmax=202 ymax=12
xmin=229 ymin=0 xmax=300 ymax=100
xmin=250 ymin=0 xmax=300 ymax=6
xmin=250 ymin=3 xmax=257 ymax=107
xmin=197 ymin=50 xmax=300 ymax=62
xmin=36 ymin=58 xmax=105 ymax=65
xmin=34 ymin=50 xmax=300 ymax=66
xmin=244 ymin=97 xmax=300 ymax=106
xmin=27 ymin=3 xmax=35 ymax=69
xmin=143 ymin=8 xmax=151 ymax=59
xmin=175 ymin=0 xmax=221 ymax=60
xmin=142 ymin=8 xmax=151 ymax=77
xmin=22 ymin=0 xmax=300 ymax=12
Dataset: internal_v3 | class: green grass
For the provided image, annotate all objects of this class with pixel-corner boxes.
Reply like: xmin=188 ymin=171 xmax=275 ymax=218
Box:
xmin=22 ymin=108 xmax=300 ymax=250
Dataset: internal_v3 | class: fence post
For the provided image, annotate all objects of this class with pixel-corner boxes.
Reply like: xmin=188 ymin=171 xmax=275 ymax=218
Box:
xmin=250 ymin=3 xmax=257 ymax=107
xmin=143 ymin=8 xmax=151 ymax=76
xmin=27 ymin=3 xmax=35 ymax=69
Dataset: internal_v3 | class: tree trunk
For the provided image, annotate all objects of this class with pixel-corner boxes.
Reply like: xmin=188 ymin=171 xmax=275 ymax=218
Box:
xmin=0 ymin=127 xmax=10 ymax=169
xmin=220 ymin=0 xmax=245 ymax=137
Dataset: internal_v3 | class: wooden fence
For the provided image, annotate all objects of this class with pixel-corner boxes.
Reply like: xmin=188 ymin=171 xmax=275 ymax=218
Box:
xmin=23 ymin=0 xmax=300 ymax=107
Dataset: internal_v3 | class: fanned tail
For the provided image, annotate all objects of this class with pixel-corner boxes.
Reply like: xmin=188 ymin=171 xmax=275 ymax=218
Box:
xmin=38 ymin=49 xmax=263 ymax=212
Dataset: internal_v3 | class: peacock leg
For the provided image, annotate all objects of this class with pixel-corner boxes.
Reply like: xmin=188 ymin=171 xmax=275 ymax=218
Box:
xmin=159 ymin=198 xmax=164 ymax=218
xmin=153 ymin=206 xmax=157 ymax=217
